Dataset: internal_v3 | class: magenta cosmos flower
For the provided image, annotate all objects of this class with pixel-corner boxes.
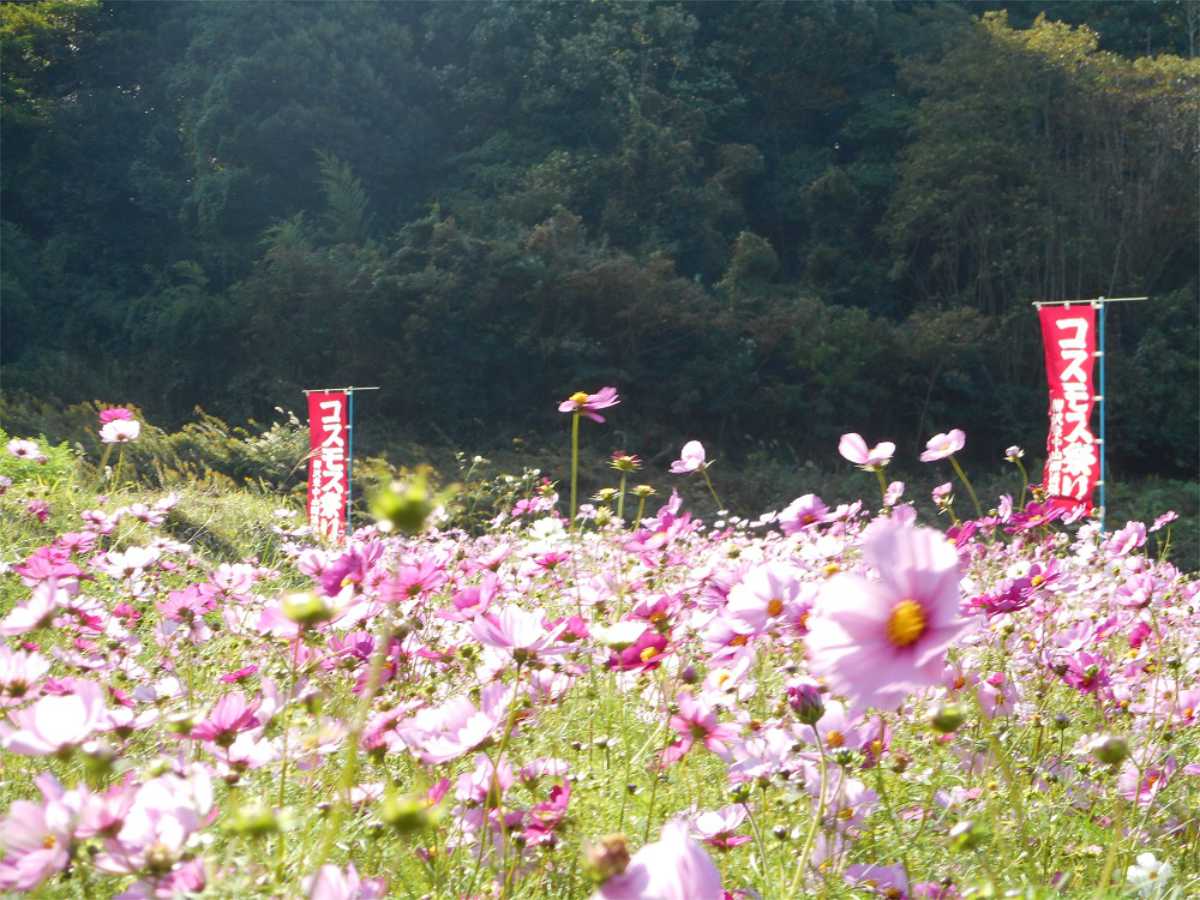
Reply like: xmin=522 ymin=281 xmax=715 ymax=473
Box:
xmin=919 ymin=429 xmax=965 ymax=462
xmin=98 ymin=407 xmax=134 ymax=424
xmin=558 ymin=386 xmax=620 ymax=423
xmin=805 ymin=521 xmax=974 ymax=712
xmin=838 ymin=433 xmax=895 ymax=470
xmin=669 ymin=440 xmax=709 ymax=474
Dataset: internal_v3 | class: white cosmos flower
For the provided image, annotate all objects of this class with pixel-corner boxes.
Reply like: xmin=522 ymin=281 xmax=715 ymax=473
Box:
xmin=1126 ymin=852 xmax=1173 ymax=896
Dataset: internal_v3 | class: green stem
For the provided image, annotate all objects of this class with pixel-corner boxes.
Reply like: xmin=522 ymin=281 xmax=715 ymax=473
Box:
xmin=700 ymin=467 xmax=723 ymax=512
xmin=642 ymin=768 xmax=661 ymax=843
xmin=1095 ymin=793 xmax=1125 ymax=897
xmin=971 ymin=687 xmax=1030 ymax=871
xmin=1014 ymin=458 xmax=1030 ymax=509
xmin=314 ymin=619 xmax=395 ymax=868
xmin=872 ymin=758 xmax=914 ymax=888
xmin=635 ymin=496 xmax=647 ymax=525
xmin=949 ymin=455 xmax=983 ymax=519
xmin=569 ymin=413 xmax=581 ymax=528
xmin=616 ymin=472 xmax=628 ymax=522
xmin=791 ymin=730 xmax=829 ymax=896
xmin=274 ymin=635 xmax=303 ymax=875
xmin=874 ymin=468 xmax=889 ymax=506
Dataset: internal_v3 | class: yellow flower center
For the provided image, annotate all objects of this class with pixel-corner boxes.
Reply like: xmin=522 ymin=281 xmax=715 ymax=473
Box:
xmin=822 ymin=564 xmax=840 ymax=576
xmin=729 ymin=634 xmax=748 ymax=647
xmin=1031 ymin=574 xmax=1045 ymax=587
xmin=569 ymin=391 xmax=590 ymax=405
xmin=766 ymin=597 xmax=784 ymax=617
xmin=825 ymin=730 xmax=845 ymax=748
xmin=43 ymin=835 xmax=57 ymax=849
xmin=886 ymin=600 xmax=926 ymax=648
xmin=639 ymin=646 xmax=658 ymax=663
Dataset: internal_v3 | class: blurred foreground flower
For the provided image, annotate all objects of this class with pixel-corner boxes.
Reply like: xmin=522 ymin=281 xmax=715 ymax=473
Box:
xmin=592 ymin=819 xmax=723 ymax=899
xmin=1126 ymin=852 xmax=1173 ymax=897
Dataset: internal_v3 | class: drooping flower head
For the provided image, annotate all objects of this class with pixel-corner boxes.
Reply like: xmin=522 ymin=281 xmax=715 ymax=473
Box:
xmin=806 ymin=521 xmax=974 ymax=712
xmin=919 ymin=429 xmax=966 ymax=463
xmin=559 ymin=387 xmax=620 ymax=423
xmin=838 ymin=434 xmax=895 ymax=470
xmin=669 ymin=441 xmax=709 ymax=474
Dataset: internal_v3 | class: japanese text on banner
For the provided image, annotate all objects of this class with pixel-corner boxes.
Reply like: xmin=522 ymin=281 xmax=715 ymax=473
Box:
xmin=1038 ymin=306 xmax=1099 ymax=512
xmin=307 ymin=391 xmax=348 ymax=542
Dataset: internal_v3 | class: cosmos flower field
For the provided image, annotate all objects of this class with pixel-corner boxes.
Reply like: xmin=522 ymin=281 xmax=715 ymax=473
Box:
xmin=0 ymin=398 xmax=1196 ymax=898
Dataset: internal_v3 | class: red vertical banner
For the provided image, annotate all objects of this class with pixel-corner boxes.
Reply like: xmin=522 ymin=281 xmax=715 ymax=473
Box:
xmin=307 ymin=391 xmax=349 ymax=542
xmin=1039 ymin=305 xmax=1099 ymax=513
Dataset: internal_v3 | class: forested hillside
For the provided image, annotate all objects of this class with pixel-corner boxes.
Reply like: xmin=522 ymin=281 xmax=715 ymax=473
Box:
xmin=2 ymin=0 xmax=1197 ymax=473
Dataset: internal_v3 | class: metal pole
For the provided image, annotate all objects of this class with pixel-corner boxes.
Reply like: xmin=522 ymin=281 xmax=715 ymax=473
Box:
xmin=347 ymin=389 xmax=355 ymax=536
xmin=1095 ymin=299 xmax=1106 ymax=531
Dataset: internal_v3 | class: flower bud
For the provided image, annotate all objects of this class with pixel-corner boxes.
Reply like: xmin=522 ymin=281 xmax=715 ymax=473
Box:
xmin=584 ymin=834 xmax=631 ymax=884
xmin=929 ymin=702 xmax=967 ymax=734
xmin=1089 ymin=734 xmax=1130 ymax=767
xmin=949 ymin=819 xmax=990 ymax=852
xmin=381 ymin=793 xmax=436 ymax=835
xmin=787 ymin=679 xmax=825 ymax=725
xmin=282 ymin=591 xmax=333 ymax=627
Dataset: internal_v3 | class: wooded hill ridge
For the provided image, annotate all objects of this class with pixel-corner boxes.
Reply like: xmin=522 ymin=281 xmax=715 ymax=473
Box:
xmin=2 ymin=1 xmax=1197 ymax=474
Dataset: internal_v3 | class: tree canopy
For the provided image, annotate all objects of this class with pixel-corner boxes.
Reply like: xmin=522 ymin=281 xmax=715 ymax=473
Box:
xmin=2 ymin=0 xmax=1196 ymax=474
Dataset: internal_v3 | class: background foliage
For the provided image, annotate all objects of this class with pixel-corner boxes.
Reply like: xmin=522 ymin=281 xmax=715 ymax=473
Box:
xmin=2 ymin=0 xmax=1197 ymax=479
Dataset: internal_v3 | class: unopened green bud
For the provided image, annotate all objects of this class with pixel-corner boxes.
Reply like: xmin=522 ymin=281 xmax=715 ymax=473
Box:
xmin=381 ymin=793 xmax=436 ymax=834
xmin=1090 ymin=735 xmax=1130 ymax=767
xmin=949 ymin=819 xmax=990 ymax=852
xmin=930 ymin=702 xmax=967 ymax=734
xmin=227 ymin=803 xmax=280 ymax=837
xmin=282 ymin=591 xmax=333 ymax=626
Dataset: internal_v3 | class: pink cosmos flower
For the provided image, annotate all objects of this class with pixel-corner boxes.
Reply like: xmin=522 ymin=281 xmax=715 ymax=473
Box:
xmin=919 ymin=429 xmax=965 ymax=462
xmin=190 ymin=691 xmax=261 ymax=747
xmin=805 ymin=521 xmax=973 ymax=712
xmin=304 ymin=863 xmax=386 ymax=900
xmin=0 ymin=645 xmax=51 ymax=705
xmin=0 ymin=775 xmax=80 ymax=890
xmin=558 ymin=386 xmax=620 ymax=423
xmin=25 ymin=500 xmax=50 ymax=523
xmin=838 ymin=434 xmax=896 ymax=470
xmin=7 ymin=438 xmax=41 ymax=459
xmin=725 ymin=561 xmax=809 ymax=636
xmin=778 ymin=494 xmax=828 ymax=534
xmin=593 ymin=819 xmax=723 ymax=900
xmin=470 ymin=605 xmax=567 ymax=664
xmin=669 ymin=441 xmax=709 ymax=474
xmin=690 ymin=805 xmax=752 ymax=850
xmin=845 ymin=862 xmax=909 ymax=897
xmin=99 ymin=419 xmax=141 ymax=444
xmin=662 ymin=692 xmax=738 ymax=766
xmin=99 ymin=407 xmax=134 ymax=424
xmin=393 ymin=682 xmax=513 ymax=764
xmin=1 ymin=679 xmax=109 ymax=755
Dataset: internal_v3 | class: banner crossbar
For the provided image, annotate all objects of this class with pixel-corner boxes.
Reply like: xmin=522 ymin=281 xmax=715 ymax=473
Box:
xmin=1031 ymin=296 xmax=1148 ymax=308
xmin=302 ymin=386 xmax=381 ymax=395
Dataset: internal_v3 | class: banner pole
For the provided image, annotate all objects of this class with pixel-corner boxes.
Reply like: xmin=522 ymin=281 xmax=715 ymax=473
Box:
xmin=347 ymin=389 xmax=356 ymax=536
xmin=1096 ymin=300 xmax=1107 ymax=532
